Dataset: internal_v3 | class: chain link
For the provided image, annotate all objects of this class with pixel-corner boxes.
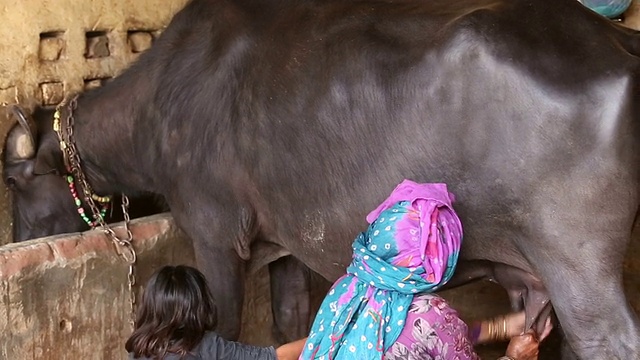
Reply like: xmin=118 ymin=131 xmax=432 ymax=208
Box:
xmin=58 ymin=97 xmax=137 ymax=328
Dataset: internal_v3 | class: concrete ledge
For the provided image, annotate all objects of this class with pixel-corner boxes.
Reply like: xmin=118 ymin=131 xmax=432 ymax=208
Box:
xmin=0 ymin=215 xmax=176 ymax=278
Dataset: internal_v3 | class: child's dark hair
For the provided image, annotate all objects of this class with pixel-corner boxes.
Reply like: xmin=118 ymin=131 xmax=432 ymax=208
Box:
xmin=125 ymin=265 xmax=217 ymax=359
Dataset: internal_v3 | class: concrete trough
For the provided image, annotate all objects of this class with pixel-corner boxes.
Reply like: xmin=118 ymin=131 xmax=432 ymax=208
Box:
xmin=0 ymin=214 xmax=196 ymax=359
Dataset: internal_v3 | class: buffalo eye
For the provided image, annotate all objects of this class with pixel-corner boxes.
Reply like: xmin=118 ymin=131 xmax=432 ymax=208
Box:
xmin=5 ymin=176 xmax=17 ymax=189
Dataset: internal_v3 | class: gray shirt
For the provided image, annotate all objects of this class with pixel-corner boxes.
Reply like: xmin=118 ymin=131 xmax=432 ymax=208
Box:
xmin=129 ymin=332 xmax=278 ymax=360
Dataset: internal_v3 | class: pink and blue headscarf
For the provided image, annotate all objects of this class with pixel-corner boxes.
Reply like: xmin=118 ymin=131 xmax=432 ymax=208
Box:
xmin=300 ymin=179 xmax=463 ymax=360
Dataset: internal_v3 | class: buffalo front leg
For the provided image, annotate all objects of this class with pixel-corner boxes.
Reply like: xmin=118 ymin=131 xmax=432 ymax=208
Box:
xmin=169 ymin=199 xmax=249 ymax=341
xmin=269 ymin=255 xmax=312 ymax=344
xmin=192 ymin=239 xmax=246 ymax=340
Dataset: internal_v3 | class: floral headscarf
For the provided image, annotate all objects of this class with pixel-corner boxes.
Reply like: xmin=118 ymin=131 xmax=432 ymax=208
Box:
xmin=300 ymin=179 xmax=463 ymax=360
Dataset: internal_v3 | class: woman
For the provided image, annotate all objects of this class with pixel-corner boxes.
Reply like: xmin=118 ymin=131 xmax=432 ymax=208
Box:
xmin=299 ymin=179 xmax=551 ymax=360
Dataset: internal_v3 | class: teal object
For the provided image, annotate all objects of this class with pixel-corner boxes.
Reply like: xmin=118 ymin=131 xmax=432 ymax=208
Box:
xmin=580 ymin=0 xmax=633 ymax=18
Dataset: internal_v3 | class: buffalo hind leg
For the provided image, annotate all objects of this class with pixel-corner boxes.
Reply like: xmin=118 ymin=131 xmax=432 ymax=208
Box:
xmin=269 ymin=255 xmax=311 ymax=344
xmin=520 ymin=219 xmax=640 ymax=358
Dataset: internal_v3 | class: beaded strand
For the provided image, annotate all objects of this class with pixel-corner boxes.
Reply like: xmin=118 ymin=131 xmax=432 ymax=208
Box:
xmin=55 ymin=108 xmax=112 ymax=205
xmin=66 ymin=175 xmax=110 ymax=227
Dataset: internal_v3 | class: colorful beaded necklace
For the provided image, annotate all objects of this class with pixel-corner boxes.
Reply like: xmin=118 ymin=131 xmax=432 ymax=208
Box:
xmin=65 ymin=174 xmax=110 ymax=228
xmin=54 ymin=105 xmax=113 ymax=228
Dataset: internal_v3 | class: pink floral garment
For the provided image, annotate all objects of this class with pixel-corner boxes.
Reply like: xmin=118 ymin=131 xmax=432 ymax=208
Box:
xmin=384 ymin=294 xmax=480 ymax=360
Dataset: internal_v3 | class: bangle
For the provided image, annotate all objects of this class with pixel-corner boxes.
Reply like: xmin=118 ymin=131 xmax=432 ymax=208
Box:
xmin=486 ymin=318 xmax=495 ymax=341
xmin=497 ymin=356 xmax=515 ymax=360
xmin=492 ymin=316 xmax=508 ymax=341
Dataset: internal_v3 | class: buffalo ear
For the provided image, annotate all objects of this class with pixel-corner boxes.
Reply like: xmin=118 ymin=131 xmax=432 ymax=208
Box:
xmin=4 ymin=105 xmax=37 ymax=161
xmin=33 ymin=126 xmax=65 ymax=176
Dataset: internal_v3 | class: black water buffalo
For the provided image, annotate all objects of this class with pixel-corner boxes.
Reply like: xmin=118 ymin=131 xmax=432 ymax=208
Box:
xmin=3 ymin=0 xmax=640 ymax=358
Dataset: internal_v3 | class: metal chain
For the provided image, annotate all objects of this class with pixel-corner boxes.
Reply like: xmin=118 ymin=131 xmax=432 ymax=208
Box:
xmin=59 ymin=97 xmax=137 ymax=328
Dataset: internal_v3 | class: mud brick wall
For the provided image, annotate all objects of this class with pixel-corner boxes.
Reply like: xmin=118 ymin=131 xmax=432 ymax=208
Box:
xmin=0 ymin=0 xmax=189 ymax=245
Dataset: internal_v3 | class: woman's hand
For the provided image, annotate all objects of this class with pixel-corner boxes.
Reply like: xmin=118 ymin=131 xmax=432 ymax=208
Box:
xmin=504 ymin=331 xmax=540 ymax=360
xmin=476 ymin=311 xmax=553 ymax=344
xmin=504 ymin=312 xmax=553 ymax=341
xmin=504 ymin=311 xmax=526 ymax=338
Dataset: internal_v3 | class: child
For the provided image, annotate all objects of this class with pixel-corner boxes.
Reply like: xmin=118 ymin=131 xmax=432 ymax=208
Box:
xmin=125 ymin=265 xmax=307 ymax=360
